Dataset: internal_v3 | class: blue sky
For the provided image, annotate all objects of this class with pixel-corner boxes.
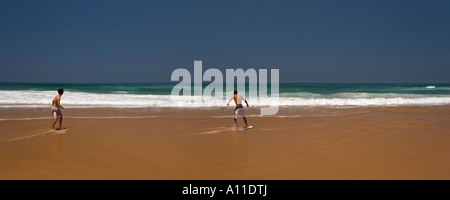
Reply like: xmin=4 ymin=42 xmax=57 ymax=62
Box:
xmin=1 ymin=0 xmax=449 ymax=83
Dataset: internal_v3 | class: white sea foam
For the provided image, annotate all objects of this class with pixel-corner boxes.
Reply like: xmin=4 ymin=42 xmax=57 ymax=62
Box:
xmin=0 ymin=116 xmax=158 ymax=121
xmin=0 ymin=90 xmax=449 ymax=108
xmin=426 ymin=86 xmax=436 ymax=89
xmin=0 ymin=117 xmax=51 ymax=121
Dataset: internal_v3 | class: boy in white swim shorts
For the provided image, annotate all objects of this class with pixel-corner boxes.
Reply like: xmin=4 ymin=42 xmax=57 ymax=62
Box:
xmin=227 ymin=90 xmax=249 ymax=129
xmin=51 ymin=88 xmax=68 ymax=131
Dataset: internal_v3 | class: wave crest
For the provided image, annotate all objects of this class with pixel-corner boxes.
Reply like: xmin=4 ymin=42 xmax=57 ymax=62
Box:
xmin=0 ymin=90 xmax=449 ymax=108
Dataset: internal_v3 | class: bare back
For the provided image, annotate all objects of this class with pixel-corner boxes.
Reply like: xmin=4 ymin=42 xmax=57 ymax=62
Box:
xmin=232 ymin=94 xmax=245 ymax=106
xmin=52 ymin=95 xmax=60 ymax=107
xmin=227 ymin=93 xmax=248 ymax=108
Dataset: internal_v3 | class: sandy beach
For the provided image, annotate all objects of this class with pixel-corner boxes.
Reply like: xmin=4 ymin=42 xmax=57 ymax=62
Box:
xmin=0 ymin=106 xmax=449 ymax=180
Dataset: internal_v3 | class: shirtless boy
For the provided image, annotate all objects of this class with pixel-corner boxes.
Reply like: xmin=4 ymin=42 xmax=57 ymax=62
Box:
xmin=51 ymin=88 xmax=68 ymax=131
xmin=227 ymin=90 xmax=249 ymax=129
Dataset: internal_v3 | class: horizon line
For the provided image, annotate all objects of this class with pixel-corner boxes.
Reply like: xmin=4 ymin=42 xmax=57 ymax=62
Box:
xmin=1 ymin=81 xmax=449 ymax=85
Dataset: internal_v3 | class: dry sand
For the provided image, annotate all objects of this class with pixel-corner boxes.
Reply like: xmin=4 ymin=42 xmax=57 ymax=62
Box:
xmin=0 ymin=106 xmax=449 ymax=179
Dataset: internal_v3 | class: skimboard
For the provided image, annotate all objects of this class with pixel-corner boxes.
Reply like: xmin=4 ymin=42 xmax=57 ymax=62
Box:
xmin=239 ymin=126 xmax=253 ymax=130
xmin=45 ymin=128 xmax=71 ymax=134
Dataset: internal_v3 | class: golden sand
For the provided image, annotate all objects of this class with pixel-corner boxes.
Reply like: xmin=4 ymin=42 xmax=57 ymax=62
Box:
xmin=0 ymin=106 xmax=449 ymax=179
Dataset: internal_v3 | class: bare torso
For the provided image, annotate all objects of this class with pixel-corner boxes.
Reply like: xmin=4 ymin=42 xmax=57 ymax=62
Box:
xmin=233 ymin=94 xmax=242 ymax=107
xmin=227 ymin=94 xmax=248 ymax=108
xmin=52 ymin=95 xmax=60 ymax=107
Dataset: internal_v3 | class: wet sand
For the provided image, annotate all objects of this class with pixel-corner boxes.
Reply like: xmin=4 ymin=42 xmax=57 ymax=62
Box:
xmin=0 ymin=106 xmax=449 ymax=179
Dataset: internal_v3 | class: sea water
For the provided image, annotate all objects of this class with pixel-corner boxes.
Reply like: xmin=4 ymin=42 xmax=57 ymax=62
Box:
xmin=0 ymin=83 xmax=449 ymax=108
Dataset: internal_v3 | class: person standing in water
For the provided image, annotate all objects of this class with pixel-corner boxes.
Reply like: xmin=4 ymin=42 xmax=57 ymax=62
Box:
xmin=51 ymin=88 xmax=68 ymax=131
xmin=227 ymin=90 xmax=249 ymax=129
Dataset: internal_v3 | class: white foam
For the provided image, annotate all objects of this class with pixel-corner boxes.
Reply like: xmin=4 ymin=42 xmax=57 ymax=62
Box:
xmin=7 ymin=133 xmax=44 ymax=141
xmin=0 ymin=116 xmax=157 ymax=121
xmin=196 ymin=127 xmax=230 ymax=135
xmin=0 ymin=117 xmax=51 ymax=121
xmin=426 ymin=86 xmax=436 ymax=89
xmin=0 ymin=90 xmax=449 ymax=108
xmin=272 ymin=97 xmax=450 ymax=106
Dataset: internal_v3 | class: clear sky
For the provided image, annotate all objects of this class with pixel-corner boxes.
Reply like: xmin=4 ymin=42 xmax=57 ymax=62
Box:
xmin=1 ymin=0 xmax=449 ymax=83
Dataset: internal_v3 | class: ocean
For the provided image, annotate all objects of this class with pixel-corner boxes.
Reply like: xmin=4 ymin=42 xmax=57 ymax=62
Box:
xmin=0 ymin=83 xmax=449 ymax=108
